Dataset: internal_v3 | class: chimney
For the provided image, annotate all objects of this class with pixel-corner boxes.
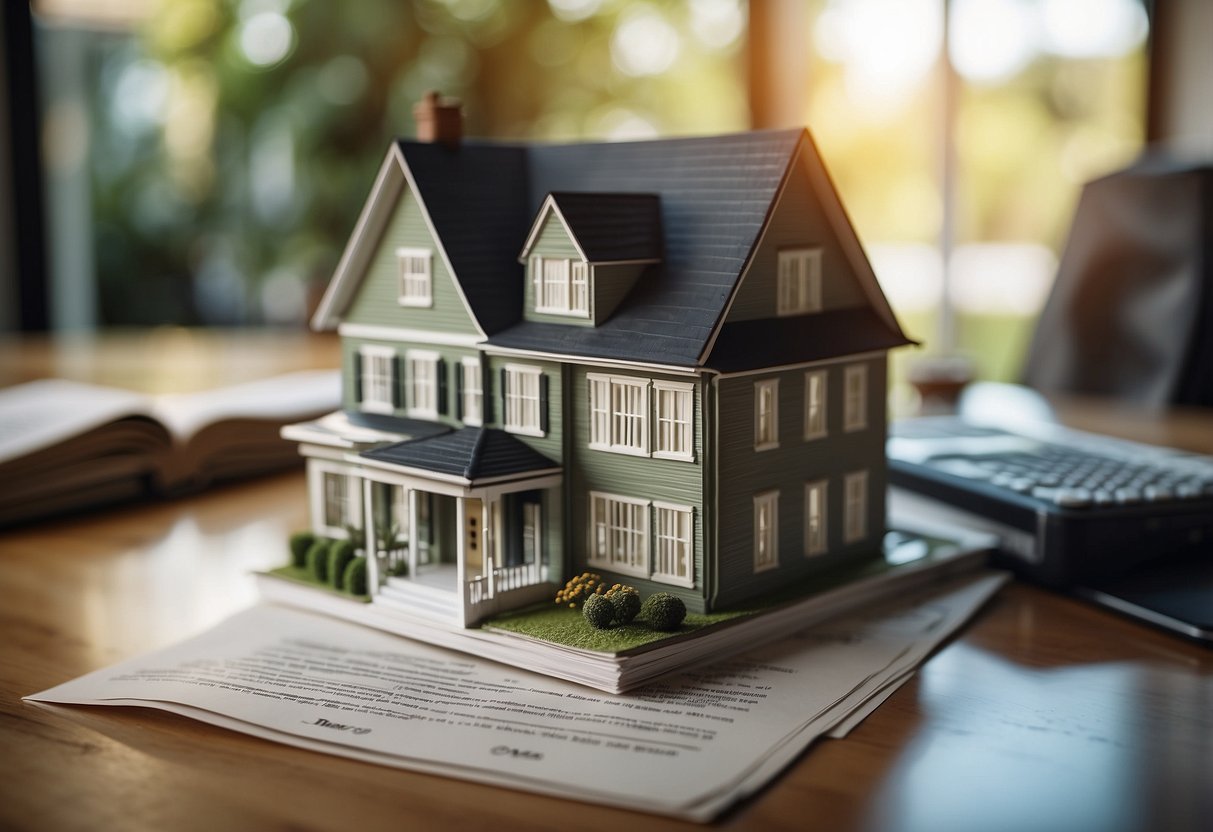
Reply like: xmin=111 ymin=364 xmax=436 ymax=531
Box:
xmin=413 ymin=91 xmax=462 ymax=147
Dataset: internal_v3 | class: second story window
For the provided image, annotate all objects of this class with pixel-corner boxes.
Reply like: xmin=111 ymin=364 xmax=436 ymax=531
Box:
xmin=804 ymin=369 xmax=827 ymax=440
xmin=358 ymin=345 xmax=397 ymax=415
xmin=654 ymin=381 xmax=694 ymax=460
xmin=407 ymin=351 xmax=439 ymax=418
xmin=533 ymin=256 xmax=589 ymax=317
xmin=459 ymin=358 xmax=483 ymax=427
xmin=504 ymin=365 xmax=545 ymax=436
xmin=397 ymin=247 xmax=432 ymax=307
xmin=754 ymin=378 xmax=779 ymax=451
xmin=588 ymin=374 xmax=649 ymax=455
xmin=777 ymin=248 xmax=823 ymax=315
xmin=844 ymin=364 xmax=868 ymax=432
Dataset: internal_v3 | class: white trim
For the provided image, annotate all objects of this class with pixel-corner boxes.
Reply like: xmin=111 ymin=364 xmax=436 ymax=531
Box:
xmin=587 ymin=491 xmax=650 ymax=579
xmin=804 ymin=479 xmax=828 ymax=556
xmin=843 ymin=363 xmax=868 ymax=433
xmin=337 ymin=322 xmax=482 ymax=348
xmin=460 ymin=356 xmax=483 ymax=427
xmin=753 ymin=490 xmax=779 ymax=573
xmin=844 ymin=470 xmax=869 ymax=543
xmin=503 ymin=363 xmax=545 ymax=437
xmin=406 ymin=349 xmax=440 ymax=419
xmin=710 ymin=349 xmax=886 ymax=380
xmin=804 ymin=368 xmax=828 ymax=441
xmin=395 ymin=246 xmax=433 ymax=307
xmin=581 ymin=258 xmax=660 ymax=266
xmin=651 ymin=501 xmax=695 ymax=588
xmin=518 ymin=195 xmax=588 ymax=264
xmin=652 ymin=379 xmax=695 ymax=462
xmin=358 ymin=343 xmax=397 ymax=415
xmin=308 ymin=459 xmax=363 ymax=538
xmin=776 ymin=247 xmax=823 ymax=316
xmin=754 ymin=378 xmax=780 ymax=451
xmin=532 ymin=254 xmax=591 ymax=318
xmin=587 ymin=372 xmax=650 ymax=456
xmin=483 ymin=344 xmax=699 ymax=376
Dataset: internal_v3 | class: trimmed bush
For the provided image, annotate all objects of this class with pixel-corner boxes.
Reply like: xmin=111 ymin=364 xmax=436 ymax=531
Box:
xmin=289 ymin=531 xmax=316 ymax=568
xmin=583 ymin=594 xmax=615 ymax=630
xmin=388 ymin=560 xmax=408 ymax=577
xmin=306 ymin=539 xmax=330 ymax=583
xmin=344 ymin=556 xmax=369 ymax=596
xmin=606 ymin=587 xmax=641 ymax=624
xmin=328 ymin=540 xmax=357 ymax=590
xmin=641 ymin=593 xmax=686 ymax=631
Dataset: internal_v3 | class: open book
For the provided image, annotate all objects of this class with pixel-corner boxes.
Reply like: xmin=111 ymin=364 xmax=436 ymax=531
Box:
xmin=0 ymin=371 xmax=340 ymax=527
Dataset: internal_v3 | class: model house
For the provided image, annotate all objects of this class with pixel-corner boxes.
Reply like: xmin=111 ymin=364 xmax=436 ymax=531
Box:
xmin=283 ymin=94 xmax=912 ymax=626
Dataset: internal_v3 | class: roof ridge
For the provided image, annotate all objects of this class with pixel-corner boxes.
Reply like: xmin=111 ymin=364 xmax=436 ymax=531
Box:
xmin=465 ymin=426 xmax=487 ymax=478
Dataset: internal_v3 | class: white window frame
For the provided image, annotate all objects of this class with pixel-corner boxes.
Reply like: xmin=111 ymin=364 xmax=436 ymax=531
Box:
xmin=504 ymin=364 xmax=544 ymax=437
xmin=804 ymin=369 xmax=828 ymax=440
xmin=396 ymin=247 xmax=433 ymax=307
xmin=406 ymin=350 xmax=439 ymax=419
xmin=653 ymin=380 xmax=695 ymax=461
xmin=588 ymin=492 xmax=650 ymax=579
xmin=359 ymin=344 xmax=396 ymax=415
xmin=309 ymin=460 xmax=362 ymax=539
xmin=460 ymin=357 xmax=483 ymax=427
xmin=844 ymin=470 xmax=869 ymax=543
xmin=753 ymin=490 xmax=780 ymax=573
xmin=805 ymin=480 xmax=828 ymax=556
xmin=754 ymin=378 xmax=780 ymax=451
xmin=777 ymin=248 xmax=823 ymax=316
xmin=843 ymin=363 xmax=868 ymax=432
xmin=587 ymin=373 xmax=649 ymax=456
xmin=653 ymin=502 xmax=694 ymax=587
xmin=532 ymin=255 xmax=590 ymax=317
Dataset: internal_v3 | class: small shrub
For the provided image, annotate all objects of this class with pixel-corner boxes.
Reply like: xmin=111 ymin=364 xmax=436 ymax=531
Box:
xmin=344 ymin=556 xmax=369 ymax=596
xmin=583 ymin=594 xmax=615 ymax=629
xmin=605 ymin=585 xmax=641 ymax=624
xmin=555 ymin=572 xmax=606 ymax=608
xmin=289 ymin=531 xmax=316 ymax=568
xmin=328 ymin=540 xmax=357 ymax=589
xmin=641 ymin=592 xmax=686 ymax=631
xmin=388 ymin=559 xmax=408 ymax=577
xmin=306 ymin=539 xmax=330 ymax=583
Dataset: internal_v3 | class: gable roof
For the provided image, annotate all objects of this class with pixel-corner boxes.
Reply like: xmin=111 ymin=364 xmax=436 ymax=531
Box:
xmin=317 ymin=129 xmax=910 ymax=368
xmin=519 ymin=192 xmax=663 ymax=264
xmin=360 ymin=427 xmax=560 ymax=483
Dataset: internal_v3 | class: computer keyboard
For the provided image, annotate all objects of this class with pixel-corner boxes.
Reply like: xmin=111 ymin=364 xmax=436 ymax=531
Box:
xmin=887 ymin=417 xmax=1213 ymax=586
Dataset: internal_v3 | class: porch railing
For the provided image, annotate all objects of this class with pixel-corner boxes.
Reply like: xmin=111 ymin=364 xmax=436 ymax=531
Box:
xmin=464 ymin=561 xmax=542 ymax=608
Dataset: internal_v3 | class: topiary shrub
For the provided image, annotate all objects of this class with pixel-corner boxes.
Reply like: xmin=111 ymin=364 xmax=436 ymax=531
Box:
xmin=343 ymin=556 xmax=368 ymax=596
xmin=306 ymin=539 xmax=330 ymax=583
xmin=605 ymin=585 xmax=641 ymax=624
xmin=289 ymin=531 xmax=316 ymax=568
xmin=328 ymin=539 xmax=357 ymax=590
xmin=641 ymin=592 xmax=687 ymax=631
xmin=582 ymin=593 xmax=615 ymax=629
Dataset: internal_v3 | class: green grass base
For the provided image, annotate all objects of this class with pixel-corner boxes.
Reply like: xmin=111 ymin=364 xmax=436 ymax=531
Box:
xmin=268 ymin=565 xmax=372 ymax=602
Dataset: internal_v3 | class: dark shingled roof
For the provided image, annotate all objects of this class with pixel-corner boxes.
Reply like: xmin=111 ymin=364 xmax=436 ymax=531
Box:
xmin=546 ymin=192 xmax=662 ymax=263
xmin=345 ymin=411 xmax=452 ymax=440
xmin=360 ymin=427 xmax=560 ymax=482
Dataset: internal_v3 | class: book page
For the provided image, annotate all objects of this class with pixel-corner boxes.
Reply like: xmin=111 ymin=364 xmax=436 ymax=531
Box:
xmin=0 ymin=379 xmax=153 ymax=463
xmin=27 ymin=574 xmax=1006 ymax=820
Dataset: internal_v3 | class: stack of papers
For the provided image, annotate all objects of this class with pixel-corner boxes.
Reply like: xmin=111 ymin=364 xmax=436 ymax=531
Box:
xmin=26 ymin=573 xmax=1006 ymax=821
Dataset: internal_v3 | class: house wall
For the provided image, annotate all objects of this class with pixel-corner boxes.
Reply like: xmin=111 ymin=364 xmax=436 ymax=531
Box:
xmin=725 ymin=151 xmax=868 ymax=322
xmin=566 ymin=366 xmax=707 ymax=612
xmin=343 ymin=181 xmax=481 ymax=336
xmin=341 ymin=337 xmax=481 ymax=425
xmin=711 ymin=355 xmax=888 ymax=610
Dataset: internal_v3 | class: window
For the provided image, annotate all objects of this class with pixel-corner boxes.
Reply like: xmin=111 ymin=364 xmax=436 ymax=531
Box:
xmin=397 ymin=247 xmax=432 ymax=307
xmin=589 ymin=492 xmax=649 ymax=578
xmin=407 ymin=351 xmax=439 ymax=418
xmin=460 ymin=357 xmax=483 ymax=426
xmin=588 ymin=374 xmax=649 ymax=455
xmin=754 ymin=379 xmax=779 ymax=450
xmin=532 ymin=256 xmax=589 ymax=316
xmin=844 ymin=471 xmax=869 ymax=543
xmin=359 ymin=345 xmax=396 ymax=414
xmin=753 ymin=491 xmax=779 ymax=572
xmin=653 ymin=503 xmax=694 ymax=586
xmin=777 ymin=248 xmax=822 ymax=315
xmin=843 ymin=364 xmax=868 ymax=432
xmin=804 ymin=369 xmax=827 ymax=440
xmin=310 ymin=462 xmax=362 ymax=538
xmin=504 ymin=365 xmax=544 ymax=436
xmin=805 ymin=480 xmax=828 ymax=556
xmin=654 ymin=381 xmax=694 ymax=460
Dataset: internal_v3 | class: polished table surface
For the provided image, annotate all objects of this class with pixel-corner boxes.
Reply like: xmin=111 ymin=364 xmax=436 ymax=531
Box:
xmin=1 ymin=330 xmax=1211 ymax=832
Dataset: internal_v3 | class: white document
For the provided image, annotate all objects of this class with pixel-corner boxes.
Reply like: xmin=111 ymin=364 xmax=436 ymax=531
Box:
xmin=27 ymin=573 xmax=1006 ymax=821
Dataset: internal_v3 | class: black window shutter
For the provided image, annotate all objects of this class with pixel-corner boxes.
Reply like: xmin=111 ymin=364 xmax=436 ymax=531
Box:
xmin=353 ymin=351 xmax=363 ymax=404
xmin=539 ymin=373 xmax=550 ymax=433
xmin=391 ymin=354 xmax=402 ymax=408
xmin=482 ymin=361 xmax=493 ymax=424
xmin=437 ymin=359 xmax=449 ymax=416
xmin=454 ymin=362 xmax=464 ymax=421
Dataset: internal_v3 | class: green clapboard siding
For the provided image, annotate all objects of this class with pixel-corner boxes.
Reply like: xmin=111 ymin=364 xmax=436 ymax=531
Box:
xmin=341 ymin=337 xmax=482 ymax=427
xmin=566 ymin=367 xmax=707 ymax=612
xmin=726 ymin=151 xmax=867 ymax=322
xmin=344 ymin=182 xmax=480 ymax=336
xmin=711 ymin=356 xmax=888 ymax=610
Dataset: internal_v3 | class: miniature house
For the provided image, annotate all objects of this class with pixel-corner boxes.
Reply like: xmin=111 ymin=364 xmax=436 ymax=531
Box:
xmin=283 ymin=95 xmax=912 ymax=626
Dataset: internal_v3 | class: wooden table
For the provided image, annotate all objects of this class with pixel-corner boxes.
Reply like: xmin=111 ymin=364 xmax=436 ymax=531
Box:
xmin=1 ymin=332 xmax=1211 ymax=831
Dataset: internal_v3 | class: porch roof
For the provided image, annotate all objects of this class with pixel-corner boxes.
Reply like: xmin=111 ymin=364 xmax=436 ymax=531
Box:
xmin=359 ymin=427 xmax=560 ymax=484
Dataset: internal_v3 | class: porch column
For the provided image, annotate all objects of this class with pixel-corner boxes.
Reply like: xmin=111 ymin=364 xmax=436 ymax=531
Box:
xmin=362 ymin=478 xmax=378 ymax=595
xmin=456 ymin=496 xmax=467 ymax=623
xmin=407 ymin=488 xmax=418 ymax=579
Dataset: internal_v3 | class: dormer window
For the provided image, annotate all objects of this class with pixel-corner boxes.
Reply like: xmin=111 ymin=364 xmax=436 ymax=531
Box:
xmin=777 ymin=248 xmax=823 ymax=315
xmin=532 ymin=256 xmax=589 ymax=317
xmin=397 ymin=247 xmax=432 ymax=307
